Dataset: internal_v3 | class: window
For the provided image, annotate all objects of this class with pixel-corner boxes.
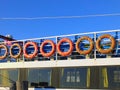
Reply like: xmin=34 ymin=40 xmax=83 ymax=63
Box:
xmin=114 ymin=71 xmax=120 ymax=83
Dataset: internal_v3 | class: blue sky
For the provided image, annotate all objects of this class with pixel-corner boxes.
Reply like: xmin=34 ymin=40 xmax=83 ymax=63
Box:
xmin=0 ymin=0 xmax=120 ymax=40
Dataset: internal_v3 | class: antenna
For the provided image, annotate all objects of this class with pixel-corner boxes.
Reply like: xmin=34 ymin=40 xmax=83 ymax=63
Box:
xmin=0 ymin=35 xmax=15 ymax=41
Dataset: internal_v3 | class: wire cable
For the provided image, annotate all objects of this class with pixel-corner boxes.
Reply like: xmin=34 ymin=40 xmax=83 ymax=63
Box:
xmin=0 ymin=13 xmax=120 ymax=20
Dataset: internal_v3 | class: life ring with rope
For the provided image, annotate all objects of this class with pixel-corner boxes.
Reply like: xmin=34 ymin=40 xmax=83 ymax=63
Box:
xmin=24 ymin=42 xmax=38 ymax=59
xmin=57 ymin=38 xmax=74 ymax=56
xmin=40 ymin=40 xmax=56 ymax=57
xmin=10 ymin=43 xmax=22 ymax=59
xmin=0 ymin=44 xmax=8 ymax=60
xmin=76 ymin=36 xmax=94 ymax=55
xmin=96 ymin=34 xmax=116 ymax=54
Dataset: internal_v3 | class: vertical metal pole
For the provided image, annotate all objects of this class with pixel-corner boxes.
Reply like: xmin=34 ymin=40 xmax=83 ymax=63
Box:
xmin=16 ymin=40 xmax=28 ymax=90
xmin=115 ymin=32 xmax=118 ymax=54
xmin=86 ymin=67 xmax=90 ymax=88
xmin=102 ymin=67 xmax=108 ymax=88
xmin=94 ymin=33 xmax=96 ymax=60
xmin=17 ymin=68 xmax=28 ymax=90
xmin=55 ymin=37 xmax=58 ymax=60
xmin=22 ymin=41 xmax=25 ymax=62
xmin=51 ymin=68 xmax=60 ymax=88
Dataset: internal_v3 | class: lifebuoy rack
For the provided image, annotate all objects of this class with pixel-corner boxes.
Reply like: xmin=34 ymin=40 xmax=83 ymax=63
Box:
xmin=0 ymin=30 xmax=120 ymax=62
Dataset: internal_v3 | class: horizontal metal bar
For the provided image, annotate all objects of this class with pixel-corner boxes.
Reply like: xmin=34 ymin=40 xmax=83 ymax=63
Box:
xmin=1 ymin=29 xmax=119 ymax=43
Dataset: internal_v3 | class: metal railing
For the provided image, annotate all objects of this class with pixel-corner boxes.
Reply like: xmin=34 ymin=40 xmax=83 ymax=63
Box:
xmin=0 ymin=29 xmax=120 ymax=62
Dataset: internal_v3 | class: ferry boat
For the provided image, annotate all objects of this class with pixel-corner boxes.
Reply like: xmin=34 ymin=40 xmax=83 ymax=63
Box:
xmin=0 ymin=30 xmax=120 ymax=90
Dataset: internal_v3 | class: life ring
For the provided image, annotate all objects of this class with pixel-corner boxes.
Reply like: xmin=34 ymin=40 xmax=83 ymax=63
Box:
xmin=96 ymin=34 xmax=116 ymax=54
xmin=57 ymin=38 xmax=73 ymax=56
xmin=10 ymin=43 xmax=22 ymax=59
xmin=76 ymin=36 xmax=94 ymax=55
xmin=40 ymin=40 xmax=56 ymax=57
xmin=24 ymin=42 xmax=38 ymax=59
xmin=0 ymin=44 xmax=8 ymax=60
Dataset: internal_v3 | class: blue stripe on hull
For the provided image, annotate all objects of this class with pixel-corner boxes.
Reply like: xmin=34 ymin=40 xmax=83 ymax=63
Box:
xmin=34 ymin=88 xmax=55 ymax=90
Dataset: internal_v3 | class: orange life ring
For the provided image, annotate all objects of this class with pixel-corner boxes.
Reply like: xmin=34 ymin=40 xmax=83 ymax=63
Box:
xmin=0 ymin=44 xmax=8 ymax=60
xmin=76 ymin=36 xmax=94 ymax=55
xmin=10 ymin=43 xmax=22 ymax=59
xmin=57 ymin=38 xmax=73 ymax=56
xmin=24 ymin=42 xmax=38 ymax=59
xmin=40 ymin=40 xmax=56 ymax=57
xmin=96 ymin=34 xmax=116 ymax=54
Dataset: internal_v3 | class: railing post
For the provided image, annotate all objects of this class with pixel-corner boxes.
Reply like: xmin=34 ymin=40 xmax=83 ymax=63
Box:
xmin=22 ymin=41 xmax=25 ymax=62
xmin=94 ymin=33 xmax=96 ymax=60
xmin=55 ymin=37 xmax=58 ymax=60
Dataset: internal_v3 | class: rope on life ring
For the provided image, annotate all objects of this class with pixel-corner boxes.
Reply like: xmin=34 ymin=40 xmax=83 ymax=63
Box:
xmin=57 ymin=38 xmax=73 ymax=56
xmin=24 ymin=42 xmax=38 ymax=59
xmin=40 ymin=40 xmax=56 ymax=57
xmin=96 ymin=34 xmax=116 ymax=54
xmin=76 ymin=36 xmax=94 ymax=55
xmin=10 ymin=43 xmax=22 ymax=59
xmin=0 ymin=44 xmax=8 ymax=60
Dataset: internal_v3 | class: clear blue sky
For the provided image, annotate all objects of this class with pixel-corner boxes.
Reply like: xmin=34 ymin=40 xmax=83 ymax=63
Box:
xmin=0 ymin=0 xmax=120 ymax=40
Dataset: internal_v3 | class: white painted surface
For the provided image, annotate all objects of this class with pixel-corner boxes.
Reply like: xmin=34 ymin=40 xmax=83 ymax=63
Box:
xmin=0 ymin=87 xmax=9 ymax=90
xmin=28 ymin=88 xmax=34 ymax=90
xmin=28 ymin=88 xmax=107 ymax=90
xmin=0 ymin=58 xmax=119 ymax=69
